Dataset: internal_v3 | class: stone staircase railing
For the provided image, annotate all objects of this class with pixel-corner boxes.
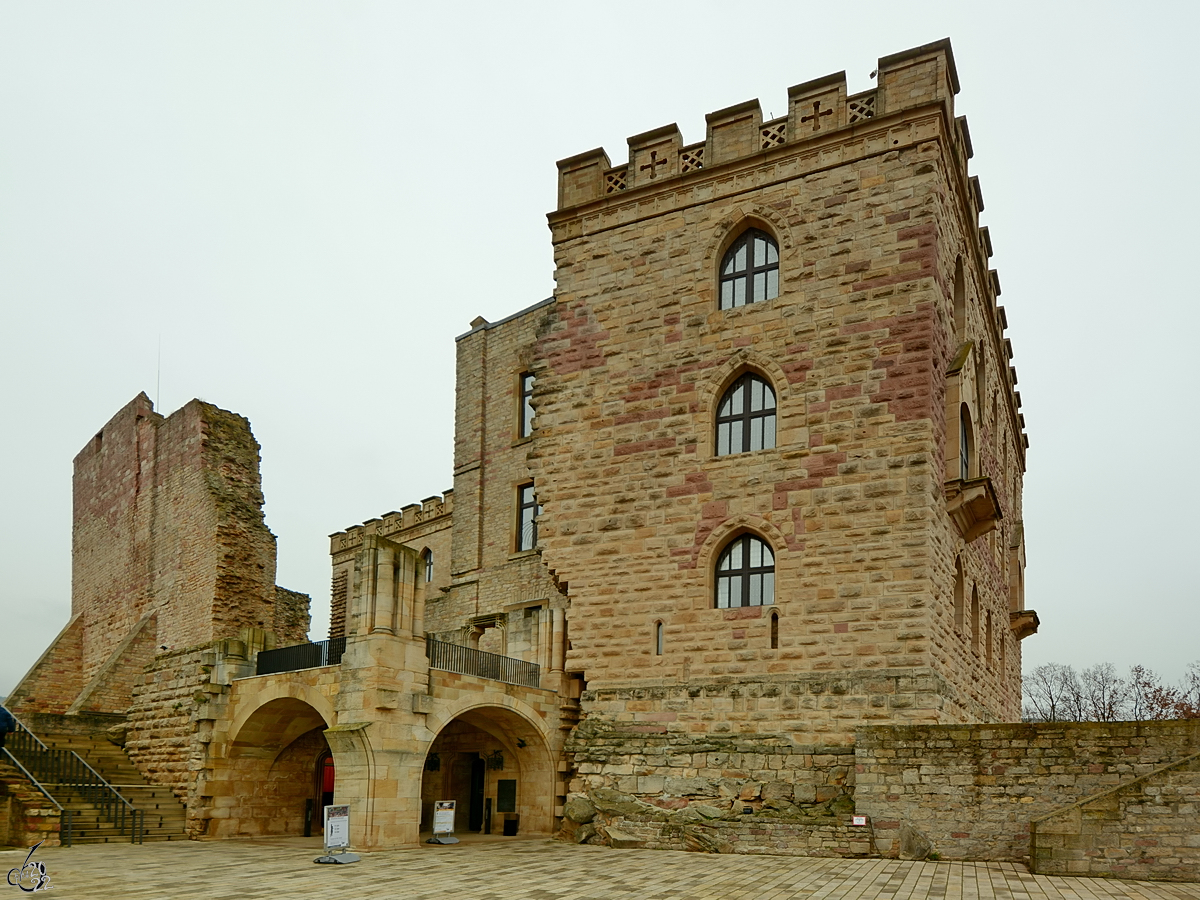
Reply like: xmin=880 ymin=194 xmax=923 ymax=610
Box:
xmin=6 ymin=715 xmax=144 ymax=844
xmin=0 ymin=750 xmax=73 ymax=846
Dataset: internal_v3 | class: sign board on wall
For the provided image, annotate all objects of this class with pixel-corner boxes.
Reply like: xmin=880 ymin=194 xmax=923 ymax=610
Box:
xmin=433 ymin=800 xmax=456 ymax=835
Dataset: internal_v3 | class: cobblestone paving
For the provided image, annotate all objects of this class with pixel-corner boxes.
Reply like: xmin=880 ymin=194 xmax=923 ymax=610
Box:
xmin=4 ymin=837 xmax=1199 ymax=900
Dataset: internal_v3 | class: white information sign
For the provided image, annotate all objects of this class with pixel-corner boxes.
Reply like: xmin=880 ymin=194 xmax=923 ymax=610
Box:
xmin=851 ymin=815 xmax=868 ymax=827
xmin=432 ymin=800 xmax=456 ymax=835
xmin=324 ymin=805 xmax=350 ymax=850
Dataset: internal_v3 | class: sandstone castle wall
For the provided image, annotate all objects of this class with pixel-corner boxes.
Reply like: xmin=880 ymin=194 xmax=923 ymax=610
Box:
xmin=854 ymin=720 xmax=1200 ymax=870
xmin=528 ymin=39 xmax=1028 ymax=757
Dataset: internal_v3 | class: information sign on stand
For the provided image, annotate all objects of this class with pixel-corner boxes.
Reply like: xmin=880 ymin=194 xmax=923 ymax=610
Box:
xmin=314 ymin=804 xmax=360 ymax=864
xmin=427 ymin=800 xmax=459 ymax=844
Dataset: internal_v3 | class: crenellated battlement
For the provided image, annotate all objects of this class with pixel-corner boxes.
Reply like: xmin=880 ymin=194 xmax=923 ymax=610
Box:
xmin=552 ymin=37 xmax=1022 ymax=452
xmin=329 ymin=489 xmax=453 ymax=554
xmin=556 ymin=38 xmax=961 ymax=211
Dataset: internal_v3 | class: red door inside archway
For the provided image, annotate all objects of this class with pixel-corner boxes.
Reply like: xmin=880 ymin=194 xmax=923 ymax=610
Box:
xmin=319 ymin=753 xmax=335 ymax=809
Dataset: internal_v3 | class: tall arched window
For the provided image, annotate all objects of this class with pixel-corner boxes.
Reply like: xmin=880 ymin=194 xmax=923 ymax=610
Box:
xmin=715 ymin=534 xmax=775 ymax=608
xmin=970 ymin=586 xmax=981 ymax=652
xmin=719 ymin=229 xmax=779 ymax=309
xmin=422 ymin=549 xmax=434 ymax=583
xmin=716 ymin=374 xmax=776 ymax=455
xmin=654 ymin=621 xmax=664 ymax=656
xmin=770 ymin=611 xmax=779 ymax=649
xmin=953 ymin=557 xmax=965 ymax=629
xmin=959 ymin=404 xmax=974 ymax=481
xmin=985 ymin=610 xmax=993 ymax=667
xmin=952 ymin=256 xmax=965 ymax=339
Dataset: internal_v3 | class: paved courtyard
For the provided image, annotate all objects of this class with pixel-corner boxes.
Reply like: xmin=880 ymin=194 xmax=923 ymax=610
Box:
xmin=4 ymin=836 xmax=1199 ymax=900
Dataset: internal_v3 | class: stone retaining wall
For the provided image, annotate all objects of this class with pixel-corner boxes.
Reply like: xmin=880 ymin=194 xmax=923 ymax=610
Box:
xmin=560 ymin=715 xmax=860 ymax=854
xmin=1031 ymin=750 xmax=1200 ymax=882
xmin=0 ymin=763 xmax=62 ymax=848
xmin=854 ymin=720 xmax=1200 ymax=864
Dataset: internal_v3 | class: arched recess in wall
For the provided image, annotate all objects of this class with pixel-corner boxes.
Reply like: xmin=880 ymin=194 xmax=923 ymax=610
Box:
xmin=416 ymin=702 xmax=556 ymax=837
xmin=985 ymin=610 xmax=994 ymax=667
xmin=211 ymin=695 xmax=338 ymax=840
xmin=654 ymin=620 xmax=664 ymax=656
xmin=952 ymin=255 xmax=966 ymax=341
xmin=953 ymin=557 xmax=965 ymax=630
xmin=974 ymin=346 xmax=986 ymax=420
xmin=970 ymin=585 xmax=981 ymax=652
xmin=695 ymin=351 xmax=798 ymax=459
xmin=770 ymin=611 xmax=779 ymax=650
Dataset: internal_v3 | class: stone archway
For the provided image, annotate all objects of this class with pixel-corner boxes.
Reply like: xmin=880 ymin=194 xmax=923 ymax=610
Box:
xmin=419 ymin=705 xmax=556 ymax=838
xmin=204 ymin=696 xmax=334 ymax=840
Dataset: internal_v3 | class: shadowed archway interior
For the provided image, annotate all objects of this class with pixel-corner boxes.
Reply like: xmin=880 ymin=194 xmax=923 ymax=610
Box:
xmin=419 ymin=706 xmax=554 ymax=837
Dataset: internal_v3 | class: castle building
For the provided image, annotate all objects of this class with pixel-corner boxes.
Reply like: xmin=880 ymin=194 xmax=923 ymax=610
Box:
xmin=323 ymin=35 xmax=1035 ymax=847
xmin=4 ymin=38 xmax=1071 ymax=862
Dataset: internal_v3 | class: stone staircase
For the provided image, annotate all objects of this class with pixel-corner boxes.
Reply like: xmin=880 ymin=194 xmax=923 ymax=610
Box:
xmin=39 ymin=733 xmax=188 ymax=843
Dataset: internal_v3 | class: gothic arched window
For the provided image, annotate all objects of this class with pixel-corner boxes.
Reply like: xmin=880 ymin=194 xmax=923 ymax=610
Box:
xmin=716 ymin=374 xmax=776 ymax=456
xmin=423 ymin=549 xmax=434 ymax=583
xmin=719 ymin=229 xmax=779 ymax=309
xmin=960 ymin=404 xmax=974 ymax=481
xmin=715 ymin=534 xmax=775 ymax=608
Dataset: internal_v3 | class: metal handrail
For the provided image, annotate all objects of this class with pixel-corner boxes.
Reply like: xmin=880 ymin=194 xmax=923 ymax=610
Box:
xmin=426 ymin=638 xmax=541 ymax=688
xmin=6 ymin=716 xmax=144 ymax=843
xmin=1 ymin=748 xmax=73 ymax=847
xmin=256 ymin=636 xmax=347 ymax=675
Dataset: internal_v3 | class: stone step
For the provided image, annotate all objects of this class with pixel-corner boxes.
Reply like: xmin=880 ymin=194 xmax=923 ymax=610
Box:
xmin=28 ymin=729 xmax=189 ymax=842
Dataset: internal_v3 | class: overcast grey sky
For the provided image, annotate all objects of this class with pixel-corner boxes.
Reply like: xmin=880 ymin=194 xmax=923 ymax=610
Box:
xmin=2 ymin=2 xmax=1197 ymax=696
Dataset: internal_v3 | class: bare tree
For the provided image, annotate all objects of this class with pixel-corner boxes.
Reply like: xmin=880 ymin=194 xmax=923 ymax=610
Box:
xmin=1024 ymin=661 xmax=1199 ymax=722
xmin=1128 ymin=665 xmax=1181 ymax=721
xmin=1022 ymin=663 xmax=1083 ymax=722
xmin=1079 ymin=662 xmax=1129 ymax=722
xmin=1174 ymin=661 xmax=1200 ymax=719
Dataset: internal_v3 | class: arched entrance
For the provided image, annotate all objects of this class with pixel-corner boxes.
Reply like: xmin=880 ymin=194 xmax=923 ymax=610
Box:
xmin=420 ymin=706 xmax=555 ymax=838
xmin=214 ymin=697 xmax=334 ymax=839
xmin=316 ymin=751 xmax=335 ymax=810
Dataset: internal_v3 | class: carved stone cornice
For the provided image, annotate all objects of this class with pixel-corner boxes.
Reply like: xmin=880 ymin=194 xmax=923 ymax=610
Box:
xmin=944 ymin=476 xmax=1001 ymax=542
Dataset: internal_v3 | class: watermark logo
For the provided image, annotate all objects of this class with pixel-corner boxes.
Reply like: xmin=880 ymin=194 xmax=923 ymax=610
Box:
xmin=6 ymin=841 xmax=52 ymax=892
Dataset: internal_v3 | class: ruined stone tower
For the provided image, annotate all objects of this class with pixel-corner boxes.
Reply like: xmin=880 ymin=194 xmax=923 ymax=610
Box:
xmin=7 ymin=394 xmax=309 ymax=778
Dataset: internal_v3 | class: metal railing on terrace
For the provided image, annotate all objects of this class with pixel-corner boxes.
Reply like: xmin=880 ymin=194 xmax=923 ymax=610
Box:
xmin=426 ymin=638 xmax=541 ymax=689
xmin=255 ymin=636 xmax=347 ymax=675
xmin=5 ymin=716 xmax=142 ymax=844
